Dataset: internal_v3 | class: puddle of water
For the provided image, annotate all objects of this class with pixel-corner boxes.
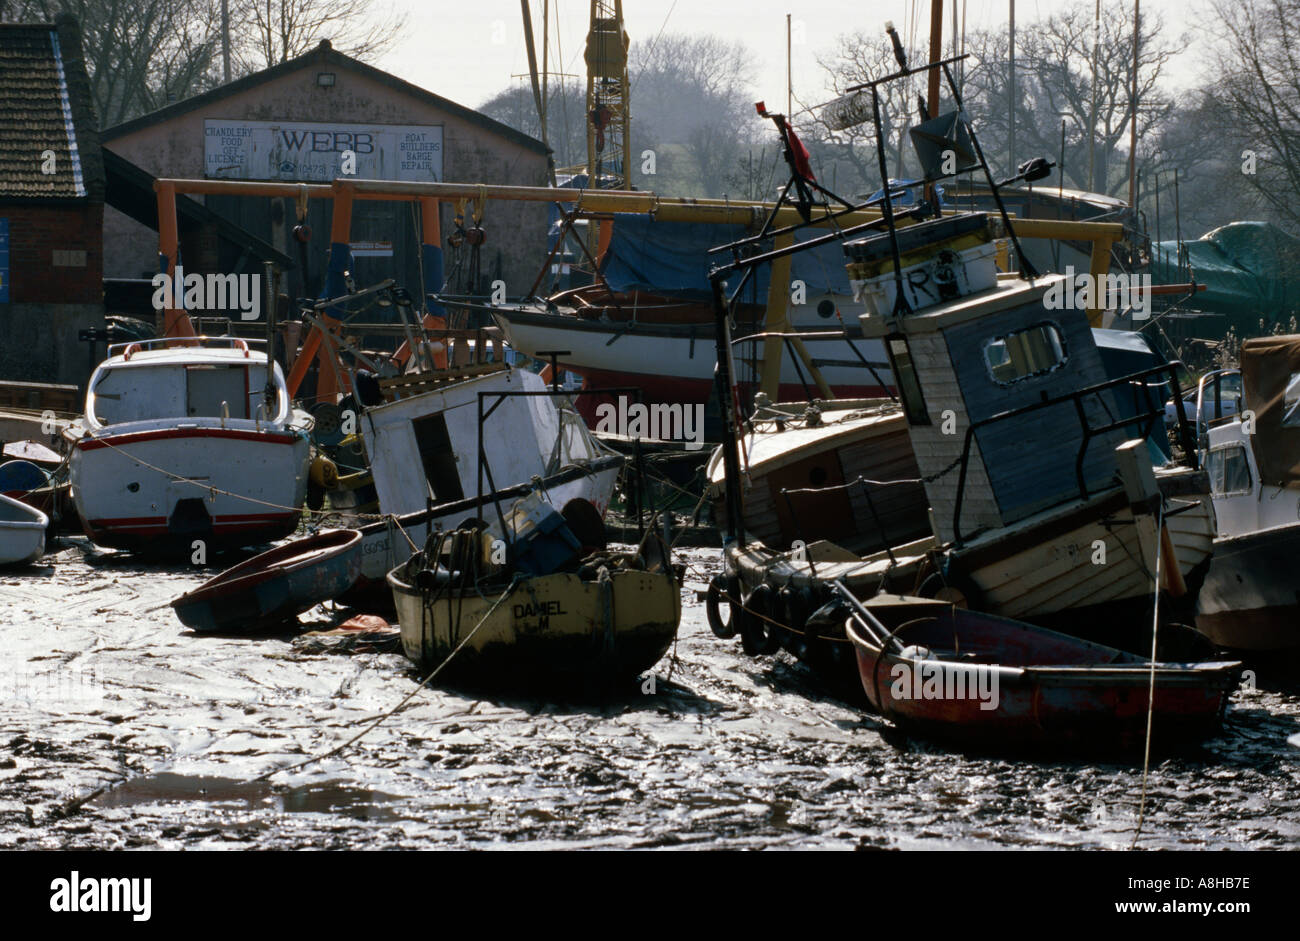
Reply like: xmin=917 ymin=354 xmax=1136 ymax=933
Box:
xmin=92 ymin=773 xmax=405 ymax=822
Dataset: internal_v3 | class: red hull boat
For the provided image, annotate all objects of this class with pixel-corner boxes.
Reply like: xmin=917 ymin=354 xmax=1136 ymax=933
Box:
xmin=844 ymin=594 xmax=1242 ymax=752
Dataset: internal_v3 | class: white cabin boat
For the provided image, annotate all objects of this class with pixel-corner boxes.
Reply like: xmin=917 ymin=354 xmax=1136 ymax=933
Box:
xmin=64 ymin=337 xmax=313 ymax=552
xmin=1195 ymin=339 xmax=1300 ymax=651
xmin=344 ymin=366 xmax=624 ymax=596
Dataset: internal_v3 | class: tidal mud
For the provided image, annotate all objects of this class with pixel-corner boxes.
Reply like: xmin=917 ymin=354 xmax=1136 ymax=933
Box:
xmin=2 ymin=540 xmax=1298 ymax=849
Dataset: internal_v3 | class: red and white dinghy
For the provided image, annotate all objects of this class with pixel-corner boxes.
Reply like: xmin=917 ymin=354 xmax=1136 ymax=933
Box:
xmin=64 ymin=337 xmax=313 ymax=552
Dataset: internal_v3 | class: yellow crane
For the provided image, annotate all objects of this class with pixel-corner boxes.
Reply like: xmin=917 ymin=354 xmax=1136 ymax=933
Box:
xmin=584 ymin=0 xmax=630 ymax=190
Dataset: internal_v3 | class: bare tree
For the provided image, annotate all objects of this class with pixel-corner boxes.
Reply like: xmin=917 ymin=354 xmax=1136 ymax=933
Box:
xmin=1145 ymin=91 xmax=1271 ymax=237
xmin=4 ymin=0 xmax=406 ymax=127
xmin=803 ymin=31 xmax=928 ymax=197
xmin=630 ymin=33 xmax=757 ymax=196
xmin=233 ymin=0 xmax=405 ymax=71
xmin=479 ymin=80 xmax=587 ymax=171
xmin=960 ymin=4 xmax=1187 ymax=194
xmin=1208 ymin=0 xmax=1300 ymax=229
xmin=808 ymin=6 xmax=1186 ymax=200
xmin=7 ymin=0 xmax=224 ymax=126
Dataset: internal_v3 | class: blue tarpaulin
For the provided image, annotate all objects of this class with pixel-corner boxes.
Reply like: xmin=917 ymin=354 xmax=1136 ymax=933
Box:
xmin=598 ymin=213 xmax=857 ymax=302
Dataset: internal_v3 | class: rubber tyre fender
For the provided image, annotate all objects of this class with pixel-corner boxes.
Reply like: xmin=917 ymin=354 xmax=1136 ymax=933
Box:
xmin=740 ymin=583 xmax=783 ymax=657
xmin=917 ymin=569 xmax=983 ymax=610
xmin=776 ymin=585 xmax=809 ymax=654
xmin=706 ymin=573 xmax=740 ymax=639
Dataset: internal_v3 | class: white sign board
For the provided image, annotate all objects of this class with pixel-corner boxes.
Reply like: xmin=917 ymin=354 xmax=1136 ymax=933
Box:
xmin=203 ymin=120 xmax=443 ymax=181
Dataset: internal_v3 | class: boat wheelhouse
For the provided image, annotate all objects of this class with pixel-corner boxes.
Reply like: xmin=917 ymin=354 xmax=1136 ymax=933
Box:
xmin=340 ymin=365 xmax=625 ymax=598
xmin=854 ymin=216 xmax=1213 ymax=632
xmin=1194 ymin=337 xmax=1300 ymax=651
xmin=65 ymin=337 xmax=314 ymax=552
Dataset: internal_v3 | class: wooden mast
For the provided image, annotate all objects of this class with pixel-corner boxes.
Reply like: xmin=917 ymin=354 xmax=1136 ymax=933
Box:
xmin=1128 ymin=0 xmax=1140 ymax=209
xmin=928 ymin=0 xmax=944 ymax=115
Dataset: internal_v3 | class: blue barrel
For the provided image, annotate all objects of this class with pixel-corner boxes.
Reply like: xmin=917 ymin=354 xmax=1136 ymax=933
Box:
xmin=0 ymin=460 xmax=49 ymax=494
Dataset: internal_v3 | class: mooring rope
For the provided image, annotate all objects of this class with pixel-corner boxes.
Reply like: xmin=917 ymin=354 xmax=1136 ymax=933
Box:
xmin=1131 ymin=501 xmax=1165 ymax=848
xmin=251 ymin=574 xmax=521 ymax=783
xmin=74 ymin=430 xmax=399 ymax=524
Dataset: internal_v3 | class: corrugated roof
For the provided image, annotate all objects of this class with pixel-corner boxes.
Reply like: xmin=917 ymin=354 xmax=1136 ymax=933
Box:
xmin=0 ymin=15 xmax=104 ymax=201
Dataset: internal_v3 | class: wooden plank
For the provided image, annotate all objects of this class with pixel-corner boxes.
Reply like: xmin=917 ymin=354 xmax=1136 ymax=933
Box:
xmin=0 ymin=380 xmax=80 ymax=413
xmin=378 ymin=362 xmax=508 ymax=400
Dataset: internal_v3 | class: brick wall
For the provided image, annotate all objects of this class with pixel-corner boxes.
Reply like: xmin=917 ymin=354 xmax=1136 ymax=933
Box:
xmin=0 ymin=202 xmax=103 ymax=304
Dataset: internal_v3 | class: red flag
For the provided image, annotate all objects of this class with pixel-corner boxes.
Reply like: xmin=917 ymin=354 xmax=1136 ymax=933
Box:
xmin=785 ymin=124 xmax=815 ymax=182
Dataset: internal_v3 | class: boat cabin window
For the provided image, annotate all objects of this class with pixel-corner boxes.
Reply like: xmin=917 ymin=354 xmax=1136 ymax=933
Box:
xmin=1284 ymin=372 xmax=1300 ymax=427
xmin=885 ymin=334 xmax=930 ymax=426
xmin=92 ymin=363 xmax=269 ymax=424
xmin=186 ymin=365 xmax=251 ymax=419
xmin=983 ymin=322 xmax=1067 ymax=385
xmin=1207 ymin=444 xmax=1252 ymax=496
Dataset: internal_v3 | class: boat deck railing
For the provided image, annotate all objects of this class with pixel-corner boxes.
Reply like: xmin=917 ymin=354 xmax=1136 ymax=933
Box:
xmin=107 ymin=336 xmax=268 ymax=359
xmin=950 ymin=360 xmax=1197 ymax=546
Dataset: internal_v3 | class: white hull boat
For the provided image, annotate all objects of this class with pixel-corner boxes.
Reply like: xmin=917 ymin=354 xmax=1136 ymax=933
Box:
xmin=64 ymin=338 xmax=313 ymax=552
xmin=491 ymin=288 xmax=892 ymax=409
xmin=1195 ymin=347 xmax=1300 ymax=651
xmin=343 ymin=366 xmax=624 ymax=600
xmin=0 ymin=492 xmax=47 ymax=565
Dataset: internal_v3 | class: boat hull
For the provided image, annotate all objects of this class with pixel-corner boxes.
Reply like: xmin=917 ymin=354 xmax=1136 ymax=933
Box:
xmin=1196 ymin=524 xmax=1300 ymax=652
xmin=847 ymin=598 xmax=1240 ymax=752
xmin=389 ymin=560 xmax=680 ymax=690
xmin=706 ymin=407 xmax=929 ymax=555
xmin=172 ymin=529 xmax=363 ymax=632
xmin=492 ymin=308 xmax=890 ymax=408
xmin=0 ymin=492 xmax=48 ymax=565
xmin=70 ymin=424 xmax=311 ymax=552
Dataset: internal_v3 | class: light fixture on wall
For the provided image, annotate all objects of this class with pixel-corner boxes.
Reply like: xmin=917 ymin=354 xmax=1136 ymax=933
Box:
xmin=316 ymin=72 xmax=335 ymax=87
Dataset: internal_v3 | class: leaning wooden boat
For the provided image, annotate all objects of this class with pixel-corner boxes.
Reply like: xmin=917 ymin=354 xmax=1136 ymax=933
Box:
xmin=844 ymin=594 xmax=1242 ymax=751
xmin=704 ymin=397 xmax=930 ymax=556
xmin=389 ymin=525 xmax=680 ymax=691
xmin=335 ymin=364 xmax=623 ymax=605
xmin=171 ymin=529 xmax=363 ymax=632
xmin=0 ymin=492 xmax=48 ymax=565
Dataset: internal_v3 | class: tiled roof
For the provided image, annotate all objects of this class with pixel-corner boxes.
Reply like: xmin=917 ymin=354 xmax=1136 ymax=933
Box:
xmin=0 ymin=15 xmax=104 ymax=201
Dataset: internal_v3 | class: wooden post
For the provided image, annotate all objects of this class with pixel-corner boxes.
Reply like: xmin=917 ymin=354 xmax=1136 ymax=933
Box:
xmin=285 ymin=184 xmax=354 ymax=400
xmin=758 ymin=233 xmax=832 ymax=401
xmin=1086 ymin=233 xmax=1115 ymax=326
xmin=155 ymin=182 xmax=196 ymax=340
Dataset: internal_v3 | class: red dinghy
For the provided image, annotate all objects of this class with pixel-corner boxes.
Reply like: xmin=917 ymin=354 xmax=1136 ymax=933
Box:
xmin=843 ymin=594 xmax=1242 ymax=752
xmin=171 ymin=529 xmax=363 ymax=633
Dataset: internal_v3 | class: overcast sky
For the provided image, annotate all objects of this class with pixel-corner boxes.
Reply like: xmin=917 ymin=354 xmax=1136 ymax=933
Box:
xmin=381 ymin=0 xmax=1209 ymax=117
